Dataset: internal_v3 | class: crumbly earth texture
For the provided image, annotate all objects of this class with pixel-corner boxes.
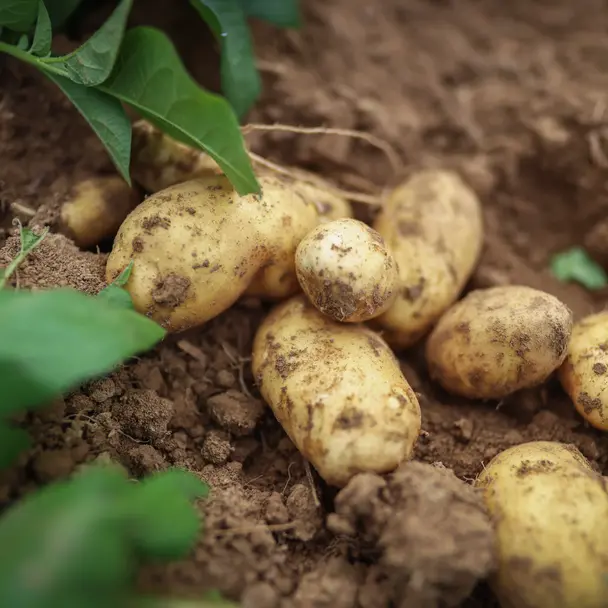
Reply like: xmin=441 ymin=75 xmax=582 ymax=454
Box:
xmin=3 ymin=0 xmax=608 ymax=605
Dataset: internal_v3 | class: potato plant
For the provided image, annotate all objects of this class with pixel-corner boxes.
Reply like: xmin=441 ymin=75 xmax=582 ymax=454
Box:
xmin=0 ymin=225 xmax=224 ymax=607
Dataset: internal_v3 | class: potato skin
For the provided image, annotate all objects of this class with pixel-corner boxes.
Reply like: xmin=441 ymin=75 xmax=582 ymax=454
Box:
xmin=372 ymin=170 xmax=483 ymax=349
xmin=131 ymin=120 xmax=222 ymax=193
xmin=106 ymin=174 xmax=317 ymax=332
xmin=252 ymin=295 xmax=421 ymax=487
xmin=295 ymin=218 xmax=398 ymax=322
xmin=559 ymin=311 xmax=608 ymax=430
xmin=475 ymin=441 xmax=608 ymax=608
xmin=59 ymin=177 xmax=140 ymax=248
xmin=425 ymin=286 xmax=573 ymax=399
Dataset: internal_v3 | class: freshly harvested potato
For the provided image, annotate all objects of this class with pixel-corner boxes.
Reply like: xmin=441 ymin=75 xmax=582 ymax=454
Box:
xmin=559 ymin=311 xmax=608 ymax=430
xmin=295 ymin=218 xmax=398 ymax=322
xmin=287 ymin=178 xmax=353 ymax=223
xmin=106 ymin=174 xmax=318 ymax=332
xmin=252 ymin=294 xmax=421 ymax=487
xmin=131 ymin=120 xmax=222 ymax=192
xmin=59 ymin=177 xmax=140 ymax=249
xmin=475 ymin=441 xmax=608 ymax=608
xmin=426 ymin=285 xmax=573 ymax=400
xmin=372 ymin=170 xmax=483 ymax=349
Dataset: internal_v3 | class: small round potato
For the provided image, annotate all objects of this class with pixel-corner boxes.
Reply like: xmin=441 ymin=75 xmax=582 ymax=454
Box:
xmin=559 ymin=311 xmax=608 ymax=430
xmin=252 ymin=295 xmax=421 ymax=487
xmin=475 ymin=441 xmax=608 ymax=608
xmin=372 ymin=170 xmax=483 ymax=349
xmin=106 ymin=174 xmax=317 ymax=332
xmin=426 ymin=286 xmax=573 ymax=399
xmin=295 ymin=218 xmax=398 ymax=322
xmin=59 ymin=177 xmax=140 ymax=248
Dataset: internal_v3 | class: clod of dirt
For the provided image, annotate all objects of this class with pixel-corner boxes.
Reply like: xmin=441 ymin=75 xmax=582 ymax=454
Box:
xmin=127 ymin=445 xmax=168 ymax=475
xmin=31 ymin=448 xmax=81 ymax=483
xmin=86 ymin=377 xmax=118 ymax=403
xmin=265 ymin=492 xmax=289 ymax=525
xmin=328 ymin=461 xmax=496 ymax=608
xmin=285 ymin=484 xmax=323 ymax=541
xmin=290 ymin=557 xmax=360 ymax=608
xmin=206 ymin=390 xmax=265 ymax=436
xmin=201 ymin=430 xmax=233 ymax=464
xmin=0 ymin=231 xmax=107 ymax=293
xmin=111 ymin=389 xmax=174 ymax=442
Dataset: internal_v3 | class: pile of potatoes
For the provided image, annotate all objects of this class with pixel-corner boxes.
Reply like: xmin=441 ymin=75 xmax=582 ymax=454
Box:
xmin=71 ymin=121 xmax=608 ymax=607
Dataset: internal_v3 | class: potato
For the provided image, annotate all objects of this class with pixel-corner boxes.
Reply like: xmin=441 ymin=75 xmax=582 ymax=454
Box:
xmin=295 ymin=218 xmax=398 ymax=322
xmin=558 ymin=311 xmax=608 ymax=430
xmin=59 ymin=177 xmax=140 ymax=248
xmin=372 ymin=170 xmax=483 ymax=349
xmin=131 ymin=120 xmax=222 ymax=193
xmin=475 ymin=441 xmax=608 ymax=608
xmin=252 ymin=294 xmax=421 ymax=487
xmin=105 ymin=174 xmax=318 ymax=332
xmin=426 ymin=285 xmax=573 ymax=399
xmin=287 ymin=178 xmax=353 ymax=223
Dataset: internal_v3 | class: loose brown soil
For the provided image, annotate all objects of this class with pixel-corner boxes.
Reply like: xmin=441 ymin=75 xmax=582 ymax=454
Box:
xmin=2 ymin=0 xmax=608 ymax=605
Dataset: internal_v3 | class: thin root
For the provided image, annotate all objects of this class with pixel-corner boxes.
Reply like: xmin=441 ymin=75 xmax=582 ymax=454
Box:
xmin=304 ymin=460 xmax=321 ymax=508
xmin=242 ymin=122 xmax=402 ymax=175
xmin=249 ymin=152 xmax=384 ymax=205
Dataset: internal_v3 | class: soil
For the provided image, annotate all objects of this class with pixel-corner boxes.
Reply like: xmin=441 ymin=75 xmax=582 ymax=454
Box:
xmin=2 ymin=0 xmax=608 ymax=606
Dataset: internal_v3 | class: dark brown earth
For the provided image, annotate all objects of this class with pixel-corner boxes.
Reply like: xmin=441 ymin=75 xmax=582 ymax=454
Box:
xmin=2 ymin=0 xmax=608 ymax=605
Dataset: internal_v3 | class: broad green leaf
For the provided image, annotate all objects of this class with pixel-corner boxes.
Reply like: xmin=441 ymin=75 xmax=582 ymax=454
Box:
xmin=0 ymin=288 xmax=164 ymax=413
xmin=191 ymin=0 xmax=261 ymax=119
xmin=41 ymin=0 xmax=132 ymax=85
xmin=122 ymin=469 xmax=208 ymax=560
xmin=0 ymin=424 xmax=30 ymax=469
xmin=0 ymin=224 xmax=48 ymax=289
xmin=0 ymin=0 xmax=38 ymax=32
xmin=98 ymin=260 xmax=134 ymax=309
xmin=45 ymin=0 xmax=84 ymax=28
xmin=0 ymin=465 xmax=135 ymax=608
xmin=29 ymin=0 xmax=52 ymax=57
xmin=45 ymin=72 xmax=132 ymax=183
xmin=241 ymin=0 xmax=301 ymax=28
xmin=550 ymin=247 xmax=608 ymax=290
xmin=101 ymin=27 xmax=259 ymax=195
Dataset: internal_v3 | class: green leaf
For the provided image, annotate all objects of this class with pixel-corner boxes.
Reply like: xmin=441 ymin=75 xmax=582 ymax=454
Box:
xmin=45 ymin=72 xmax=132 ymax=183
xmin=0 ymin=288 xmax=165 ymax=414
xmin=123 ymin=469 xmax=208 ymax=560
xmin=41 ymin=0 xmax=132 ymax=85
xmin=0 ymin=0 xmax=38 ymax=32
xmin=29 ymin=0 xmax=52 ymax=57
xmin=550 ymin=247 xmax=608 ymax=290
xmin=101 ymin=26 xmax=259 ymax=195
xmin=0 ymin=465 xmax=136 ymax=608
xmin=0 ymin=223 xmax=48 ymax=289
xmin=0 ymin=424 xmax=30 ymax=469
xmin=191 ymin=0 xmax=261 ymax=119
xmin=241 ymin=0 xmax=301 ymax=28
xmin=98 ymin=260 xmax=134 ymax=309
xmin=45 ymin=0 xmax=84 ymax=28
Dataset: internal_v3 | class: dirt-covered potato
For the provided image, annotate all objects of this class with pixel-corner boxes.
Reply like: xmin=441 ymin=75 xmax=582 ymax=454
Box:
xmin=131 ymin=120 xmax=222 ymax=193
xmin=475 ymin=441 xmax=608 ymax=608
xmin=106 ymin=174 xmax=318 ymax=332
xmin=426 ymin=285 xmax=573 ymax=399
xmin=252 ymin=295 xmax=421 ymax=487
xmin=558 ymin=311 xmax=608 ymax=430
xmin=287 ymin=178 xmax=353 ymax=223
xmin=295 ymin=218 xmax=398 ymax=322
xmin=59 ymin=177 xmax=140 ymax=249
xmin=372 ymin=170 xmax=483 ymax=349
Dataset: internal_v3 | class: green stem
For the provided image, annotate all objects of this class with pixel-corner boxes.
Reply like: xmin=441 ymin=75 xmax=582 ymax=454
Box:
xmin=0 ymin=41 xmax=66 ymax=77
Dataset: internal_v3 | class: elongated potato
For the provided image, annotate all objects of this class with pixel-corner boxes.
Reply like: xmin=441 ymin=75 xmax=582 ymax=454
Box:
xmin=475 ymin=441 xmax=608 ymax=608
xmin=426 ymin=286 xmax=573 ymax=399
xmin=252 ymin=295 xmax=421 ymax=487
xmin=372 ymin=170 xmax=483 ymax=349
xmin=106 ymin=174 xmax=317 ymax=332
xmin=59 ymin=177 xmax=140 ymax=248
xmin=559 ymin=311 xmax=608 ymax=430
xmin=295 ymin=218 xmax=398 ymax=322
